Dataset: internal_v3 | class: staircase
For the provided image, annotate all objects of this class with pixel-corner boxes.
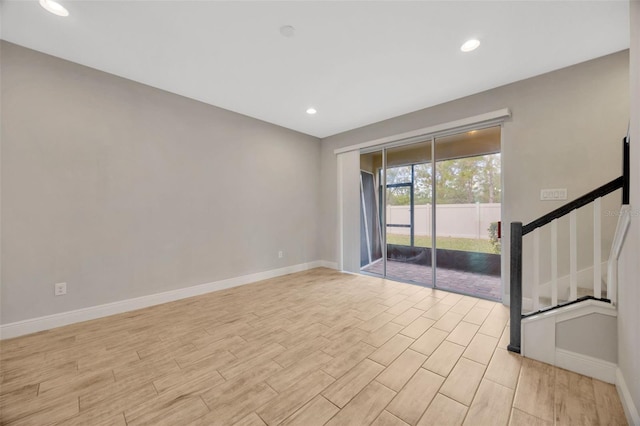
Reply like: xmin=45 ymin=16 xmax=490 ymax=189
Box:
xmin=508 ymin=136 xmax=630 ymax=383
xmin=538 ymin=283 xmax=607 ymax=308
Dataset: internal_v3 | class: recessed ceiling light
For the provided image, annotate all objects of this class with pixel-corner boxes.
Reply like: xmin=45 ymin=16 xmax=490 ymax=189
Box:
xmin=39 ymin=0 xmax=69 ymax=16
xmin=280 ymin=25 xmax=295 ymax=38
xmin=306 ymin=108 xmax=317 ymax=115
xmin=461 ymin=39 xmax=480 ymax=52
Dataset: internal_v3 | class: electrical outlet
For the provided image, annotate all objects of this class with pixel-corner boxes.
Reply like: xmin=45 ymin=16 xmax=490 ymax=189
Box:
xmin=278 ymin=251 xmax=283 ymax=259
xmin=54 ymin=282 xmax=67 ymax=296
xmin=540 ymin=188 xmax=567 ymax=201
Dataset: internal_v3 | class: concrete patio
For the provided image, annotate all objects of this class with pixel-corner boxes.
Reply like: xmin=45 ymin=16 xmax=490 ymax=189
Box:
xmin=362 ymin=259 xmax=502 ymax=301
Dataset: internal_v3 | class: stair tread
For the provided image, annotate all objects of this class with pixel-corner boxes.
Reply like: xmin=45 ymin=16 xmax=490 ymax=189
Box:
xmin=526 ymin=294 xmax=612 ymax=316
xmin=536 ymin=292 xmax=608 ymax=307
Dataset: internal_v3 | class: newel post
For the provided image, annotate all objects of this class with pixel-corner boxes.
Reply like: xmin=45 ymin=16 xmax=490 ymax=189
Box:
xmin=508 ymin=221 xmax=523 ymax=354
xmin=623 ymin=136 xmax=630 ymax=205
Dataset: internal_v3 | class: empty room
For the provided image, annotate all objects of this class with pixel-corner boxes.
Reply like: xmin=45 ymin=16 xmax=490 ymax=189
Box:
xmin=1 ymin=1 xmax=639 ymax=425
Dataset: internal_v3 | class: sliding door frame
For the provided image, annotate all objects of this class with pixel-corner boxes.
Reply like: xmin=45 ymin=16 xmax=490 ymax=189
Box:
xmin=340 ymin=108 xmax=510 ymax=300
xmin=358 ymin=121 xmax=506 ymax=293
xmin=431 ymin=137 xmax=437 ymax=287
xmin=382 ymin=148 xmax=387 ymax=278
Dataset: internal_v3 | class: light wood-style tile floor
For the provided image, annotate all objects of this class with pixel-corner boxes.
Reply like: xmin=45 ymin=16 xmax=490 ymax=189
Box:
xmin=0 ymin=268 xmax=628 ymax=425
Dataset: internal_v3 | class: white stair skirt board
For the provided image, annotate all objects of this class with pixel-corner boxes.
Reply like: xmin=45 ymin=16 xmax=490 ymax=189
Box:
xmin=616 ymin=368 xmax=640 ymax=426
xmin=0 ymin=260 xmax=336 ymax=340
xmin=521 ymin=299 xmax=617 ymax=381
xmin=522 ymin=313 xmax=556 ymax=365
xmin=555 ymin=349 xmax=617 ymax=384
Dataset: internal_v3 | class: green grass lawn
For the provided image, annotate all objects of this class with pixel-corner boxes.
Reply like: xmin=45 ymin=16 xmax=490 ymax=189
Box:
xmin=386 ymin=234 xmax=499 ymax=254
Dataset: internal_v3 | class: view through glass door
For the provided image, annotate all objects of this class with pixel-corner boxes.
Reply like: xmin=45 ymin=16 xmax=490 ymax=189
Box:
xmin=434 ymin=128 xmax=502 ymax=300
xmin=359 ymin=127 xmax=502 ymax=301
xmin=384 ymin=141 xmax=433 ymax=286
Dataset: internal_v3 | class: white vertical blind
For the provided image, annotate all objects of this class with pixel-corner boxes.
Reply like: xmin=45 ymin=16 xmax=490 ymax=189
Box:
xmin=337 ymin=150 xmax=362 ymax=273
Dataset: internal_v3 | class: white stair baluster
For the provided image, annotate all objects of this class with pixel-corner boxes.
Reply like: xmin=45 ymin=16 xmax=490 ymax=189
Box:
xmin=570 ymin=210 xmax=577 ymax=301
xmin=532 ymin=228 xmax=540 ymax=311
xmin=594 ymin=198 xmax=602 ymax=299
xmin=551 ymin=219 xmax=558 ymax=306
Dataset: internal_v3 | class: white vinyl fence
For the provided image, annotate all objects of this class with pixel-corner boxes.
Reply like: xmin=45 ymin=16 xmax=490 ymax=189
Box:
xmin=387 ymin=203 xmax=500 ymax=240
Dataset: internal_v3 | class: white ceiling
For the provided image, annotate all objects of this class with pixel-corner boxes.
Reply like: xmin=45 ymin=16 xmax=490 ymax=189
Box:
xmin=0 ymin=1 xmax=630 ymax=138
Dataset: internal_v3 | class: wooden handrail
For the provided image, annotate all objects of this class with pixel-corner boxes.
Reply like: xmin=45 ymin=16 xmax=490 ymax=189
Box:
xmin=522 ymin=177 xmax=623 ymax=235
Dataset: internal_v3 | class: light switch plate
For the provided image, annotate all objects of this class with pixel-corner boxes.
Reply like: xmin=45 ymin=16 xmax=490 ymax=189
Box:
xmin=540 ymin=188 xmax=567 ymax=201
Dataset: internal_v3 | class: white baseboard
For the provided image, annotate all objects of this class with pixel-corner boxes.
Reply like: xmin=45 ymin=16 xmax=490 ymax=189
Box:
xmin=0 ymin=261 xmax=330 ymax=340
xmin=616 ymin=368 xmax=640 ymax=426
xmin=316 ymin=260 xmax=339 ymax=270
xmin=555 ymin=348 xmax=617 ymax=384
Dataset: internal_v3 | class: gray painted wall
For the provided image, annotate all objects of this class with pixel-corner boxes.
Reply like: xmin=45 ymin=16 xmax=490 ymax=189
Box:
xmin=556 ymin=313 xmax=617 ymax=363
xmin=320 ymin=51 xmax=630 ymax=300
xmin=617 ymin=0 xmax=640 ymax=416
xmin=0 ymin=41 xmax=321 ymax=324
xmin=0 ymin=38 xmax=634 ymax=385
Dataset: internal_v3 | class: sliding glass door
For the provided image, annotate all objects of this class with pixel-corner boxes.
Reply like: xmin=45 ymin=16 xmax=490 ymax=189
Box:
xmin=434 ymin=128 xmax=502 ymax=299
xmin=384 ymin=142 xmax=433 ymax=286
xmin=360 ymin=126 xmax=502 ymax=300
